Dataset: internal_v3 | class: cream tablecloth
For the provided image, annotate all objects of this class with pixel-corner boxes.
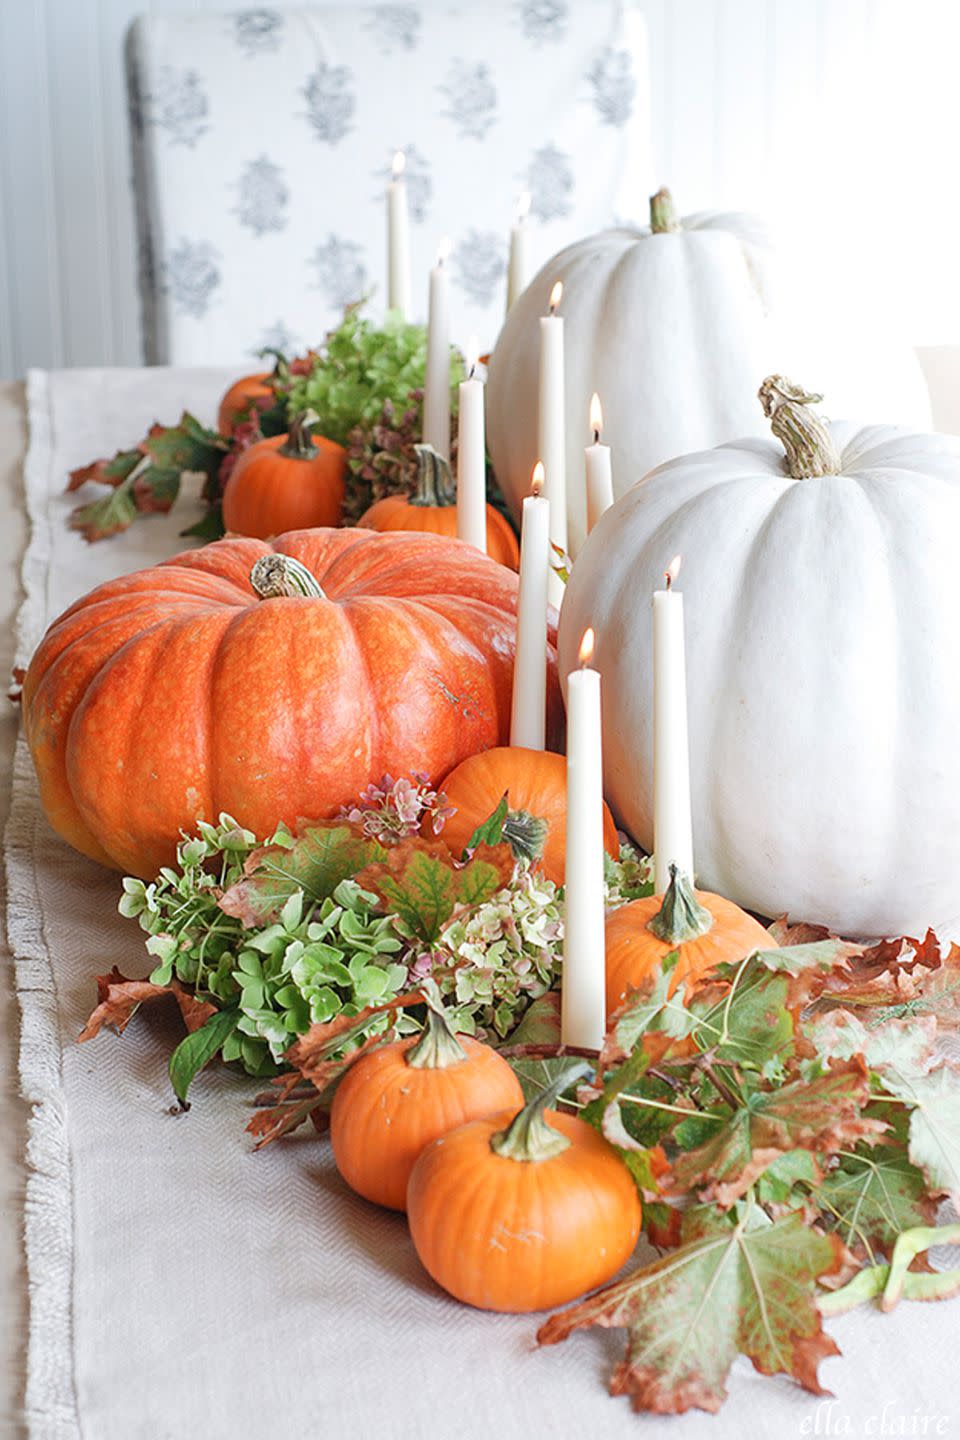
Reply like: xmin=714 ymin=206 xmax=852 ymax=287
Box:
xmin=3 ymin=367 xmax=960 ymax=1440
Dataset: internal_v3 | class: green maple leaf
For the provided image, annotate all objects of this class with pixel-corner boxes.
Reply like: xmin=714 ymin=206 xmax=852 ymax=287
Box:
xmin=538 ymin=1204 xmax=844 ymax=1415
xmin=882 ymin=1064 xmax=960 ymax=1202
xmin=142 ymin=412 xmax=225 ymax=472
xmin=815 ymin=1146 xmax=936 ymax=1257
xmin=69 ymin=479 xmax=139 ymax=541
xmin=669 ymin=1060 xmax=884 ymax=1206
xmin=807 ymin=1009 xmax=938 ymax=1079
xmin=219 ymin=824 xmax=385 ymax=925
xmin=357 ymin=838 xmax=514 ymax=944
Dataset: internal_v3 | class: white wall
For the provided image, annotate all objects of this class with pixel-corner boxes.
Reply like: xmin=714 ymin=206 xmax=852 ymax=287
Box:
xmin=1 ymin=0 xmax=959 ymax=379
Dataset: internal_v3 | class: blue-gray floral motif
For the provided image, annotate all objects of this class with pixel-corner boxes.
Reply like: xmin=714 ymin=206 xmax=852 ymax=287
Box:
xmin=588 ymin=47 xmax=635 ymax=127
xmin=166 ymin=240 xmax=221 ymax=319
xmin=234 ymin=156 xmax=289 ymax=236
xmin=375 ymin=144 xmax=431 ymax=223
xmin=303 ymin=63 xmax=356 ymax=144
xmin=438 ymin=61 xmax=498 ymax=140
xmin=255 ymin=320 xmax=300 ymax=356
xmin=451 ymin=230 xmax=505 ymax=306
xmin=364 ymin=5 xmax=421 ymax=52
xmin=310 ymin=236 xmax=368 ymax=308
xmin=145 ymin=66 xmax=209 ymax=148
xmin=526 ymin=143 xmax=573 ymax=221
xmin=233 ymin=10 xmax=284 ymax=55
xmin=516 ymin=0 xmax=568 ymax=43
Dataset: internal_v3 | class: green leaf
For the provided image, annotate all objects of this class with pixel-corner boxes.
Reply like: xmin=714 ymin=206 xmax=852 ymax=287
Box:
xmin=815 ymin=1147 xmax=935 ymax=1255
xmin=142 ymin=412 xmax=225 ymax=472
xmin=883 ymin=1064 xmax=960 ymax=1201
xmin=180 ymin=502 xmax=226 ymax=541
xmin=219 ymin=824 xmax=384 ymax=925
xmin=69 ymin=478 xmax=138 ymax=541
xmin=464 ymin=793 xmax=508 ymax=854
xmin=538 ymin=1205 xmax=844 ymax=1415
xmin=168 ymin=1009 xmax=240 ymax=1104
xmin=357 ymin=839 xmax=513 ymax=945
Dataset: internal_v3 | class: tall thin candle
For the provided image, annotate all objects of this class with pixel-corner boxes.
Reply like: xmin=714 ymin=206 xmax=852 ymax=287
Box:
xmin=423 ymin=239 xmax=450 ymax=457
xmin=387 ymin=150 xmax=411 ymax=319
xmin=510 ymin=462 xmax=550 ymax=750
xmin=456 ymin=340 xmax=487 ymax=552
xmin=585 ymin=392 xmax=614 ymax=533
xmin=562 ymin=627 xmax=607 ymax=1050
xmin=652 ymin=556 xmax=694 ymax=893
xmin=506 ymin=191 xmax=531 ymax=314
xmin=539 ymin=281 xmax=567 ymax=609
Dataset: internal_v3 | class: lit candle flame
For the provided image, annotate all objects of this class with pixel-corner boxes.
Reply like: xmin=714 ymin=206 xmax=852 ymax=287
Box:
xmin=665 ymin=555 xmax=682 ymax=590
xmin=589 ymin=392 xmax=603 ymax=442
xmin=437 ymin=236 xmax=450 ymax=265
xmin=578 ymin=627 xmax=595 ymax=668
xmin=531 ymin=461 xmax=545 ymax=497
xmin=392 ymin=150 xmax=406 ymax=179
xmin=517 ymin=191 xmax=531 ymax=222
xmin=548 ymin=280 xmax=563 ymax=314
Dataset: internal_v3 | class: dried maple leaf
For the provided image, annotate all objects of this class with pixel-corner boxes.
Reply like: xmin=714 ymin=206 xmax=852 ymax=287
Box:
xmin=78 ymin=966 xmax=216 ymax=1041
xmin=766 ymin=917 xmax=834 ymax=947
xmin=538 ymin=1205 xmax=846 ymax=1415
xmin=357 ymin=838 xmax=515 ymax=944
xmin=815 ymin=1148 xmax=938 ymax=1258
xmin=668 ymin=1058 xmax=886 ymax=1207
xmin=220 ymin=823 xmax=383 ymax=926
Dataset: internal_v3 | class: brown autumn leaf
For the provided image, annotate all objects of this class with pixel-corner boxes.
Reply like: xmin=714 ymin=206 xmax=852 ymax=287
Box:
xmin=766 ymin=916 xmax=834 ymax=947
xmin=538 ymin=1206 xmax=847 ymax=1415
xmin=78 ymin=966 xmax=216 ymax=1042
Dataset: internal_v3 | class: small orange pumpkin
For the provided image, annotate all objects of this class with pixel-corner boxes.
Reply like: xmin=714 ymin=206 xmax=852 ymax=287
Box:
xmin=439 ymin=745 xmax=619 ymax=884
xmin=359 ymin=444 xmax=519 ymax=569
xmin=330 ymin=999 xmax=523 ymax=1212
xmin=605 ymin=864 xmax=774 ymax=1018
xmin=222 ymin=411 xmax=346 ymax=539
xmin=217 ymin=371 xmax=272 ymax=435
xmin=407 ymin=1061 xmax=641 ymax=1312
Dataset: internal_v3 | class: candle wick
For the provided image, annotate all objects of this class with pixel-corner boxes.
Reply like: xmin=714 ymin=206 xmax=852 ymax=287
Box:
xmin=665 ymin=572 xmax=672 ymax=591
xmin=592 ymin=428 xmax=600 ymax=445
xmin=468 ymin=364 xmax=476 ymax=381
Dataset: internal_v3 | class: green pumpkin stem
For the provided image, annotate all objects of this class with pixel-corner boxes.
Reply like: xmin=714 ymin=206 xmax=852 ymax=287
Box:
xmin=406 ymin=997 xmax=468 ymax=1070
xmin=647 ymin=864 xmax=713 ymax=944
xmin=502 ymin=808 xmax=549 ymax=866
xmin=257 ymin=346 xmax=290 ymax=383
xmin=249 ymin=554 xmax=326 ymax=600
xmin=489 ymin=1059 xmax=591 ymax=1163
xmin=758 ymin=376 xmax=841 ymax=480
xmin=411 ymin=444 xmax=456 ymax=507
xmin=649 ymin=187 xmax=682 ymax=234
xmin=279 ymin=408 xmax=320 ymax=460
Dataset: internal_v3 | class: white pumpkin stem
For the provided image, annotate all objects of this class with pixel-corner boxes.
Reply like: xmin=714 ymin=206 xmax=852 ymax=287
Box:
xmin=489 ymin=1059 xmax=591 ymax=1162
xmin=647 ymin=864 xmax=713 ymax=944
xmin=649 ymin=188 xmax=682 ymax=234
xmin=405 ymin=995 xmax=469 ymax=1070
xmin=758 ymin=375 xmax=841 ymax=480
xmin=411 ymin=443 xmax=456 ymax=508
xmin=250 ymin=554 xmax=326 ymax=599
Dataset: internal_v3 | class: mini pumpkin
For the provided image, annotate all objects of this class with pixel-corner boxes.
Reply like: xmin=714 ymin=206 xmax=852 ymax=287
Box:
xmin=359 ymin=444 xmax=519 ymax=569
xmin=217 ymin=370 xmax=272 ymax=436
xmin=439 ymin=746 xmax=618 ymax=884
xmin=330 ymin=997 xmax=523 ymax=1211
xmin=605 ymin=864 xmax=774 ymax=1018
xmin=407 ymin=1061 xmax=641 ymax=1312
xmin=222 ymin=411 xmax=346 ymax=539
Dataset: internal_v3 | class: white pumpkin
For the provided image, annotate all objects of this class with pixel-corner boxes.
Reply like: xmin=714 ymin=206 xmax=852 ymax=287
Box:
xmin=487 ymin=191 xmax=932 ymax=557
xmin=559 ymin=377 xmax=960 ymax=938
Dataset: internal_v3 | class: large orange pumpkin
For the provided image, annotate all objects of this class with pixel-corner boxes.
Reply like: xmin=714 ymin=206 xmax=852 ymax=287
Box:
xmin=22 ymin=529 xmax=563 ymax=877
xmin=407 ymin=1061 xmax=641 ymax=1312
xmin=222 ymin=414 xmax=346 ymax=539
xmin=330 ymin=1000 xmax=523 ymax=1211
xmin=359 ymin=444 xmax=519 ymax=569
xmin=217 ymin=371 xmax=272 ymax=435
xmin=605 ymin=865 xmax=774 ymax=1018
xmin=439 ymin=746 xmax=618 ymax=884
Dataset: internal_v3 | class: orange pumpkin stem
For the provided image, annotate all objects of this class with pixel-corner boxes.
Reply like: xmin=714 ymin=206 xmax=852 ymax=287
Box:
xmin=406 ymin=999 xmax=469 ymax=1070
xmin=279 ymin=409 xmax=321 ymax=460
xmin=646 ymin=864 xmax=713 ymax=945
xmin=649 ymin=187 xmax=681 ymax=234
xmin=490 ymin=1059 xmax=591 ymax=1162
xmin=411 ymin=444 xmax=457 ymax=508
xmin=249 ymin=554 xmax=327 ymax=600
xmin=758 ymin=376 xmax=841 ymax=480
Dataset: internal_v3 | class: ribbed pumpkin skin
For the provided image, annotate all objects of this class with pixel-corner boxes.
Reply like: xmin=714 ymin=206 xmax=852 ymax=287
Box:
xmin=222 ymin=432 xmax=346 ymax=538
xmin=23 ymin=528 xmax=562 ymax=877
xmin=330 ymin=1036 xmax=523 ymax=1211
xmin=605 ymin=891 xmax=774 ymax=1017
xmin=440 ymin=746 xmax=619 ymax=883
xmin=359 ymin=495 xmax=520 ymax=570
xmin=407 ymin=1109 xmax=641 ymax=1312
xmin=217 ymin=371 xmax=271 ymax=435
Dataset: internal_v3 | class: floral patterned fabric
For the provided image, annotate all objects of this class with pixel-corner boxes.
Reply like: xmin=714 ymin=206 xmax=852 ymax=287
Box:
xmin=126 ymin=4 xmax=650 ymax=363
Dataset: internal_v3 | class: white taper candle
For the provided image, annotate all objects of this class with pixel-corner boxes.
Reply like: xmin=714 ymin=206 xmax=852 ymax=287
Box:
xmin=539 ymin=281 xmax=567 ymax=610
xmin=387 ymin=151 xmax=411 ymax=319
xmin=422 ymin=241 xmax=451 ymax=457
xmin=562 ymin=627 xmax=607 ymax=1050
xmin=585 ymin=392 xmax=614 ymax=533
xmin=506 ymin=191 xmax=531 ymax=314
xmin=510 ymin=463 xmax=550 ymax=749
xmin=456 ymin=341 xmax=487 ymax=552
xmin=652 ymin=557 xmax=694 ymax=893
